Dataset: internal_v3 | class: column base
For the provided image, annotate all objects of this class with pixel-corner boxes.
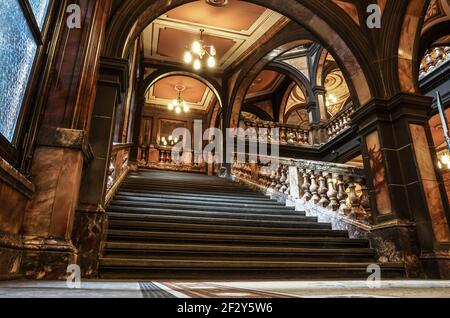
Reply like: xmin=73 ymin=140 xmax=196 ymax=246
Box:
xmin=370 ymin=222 xmax=425 ymax=278
xmin=21 ymin=237 xmax=77 ymax=280
xmin=421 ymin=244 xmax=450 ymax=279
xmin=0 ymin=233 xmax=22 ymax=280
xmin=72 ymin=205 xmax=109 ymax=278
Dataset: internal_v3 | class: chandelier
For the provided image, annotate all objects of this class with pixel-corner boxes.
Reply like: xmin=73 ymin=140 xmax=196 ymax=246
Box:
xmin=168 ymin=85 xmax=190 ymax=114
xmin=184 ymin=29 xmax=217 ymax=70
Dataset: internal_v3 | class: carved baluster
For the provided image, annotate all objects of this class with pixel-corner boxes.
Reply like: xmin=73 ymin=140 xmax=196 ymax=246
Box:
xmin=279 ymin=166 xmax=288 ymax=193
xmin=318 ymin=172 xmax=329 ymax=207
xmin=336 ymin=175 xmax=349 ymax=215
xmin=327 ymin=173 xmax=339 ymax=211
xmin=347 ymin=178 xmax=360 ymax=219
xmin=309 ymin=171 xmax=320 ymax=204
xmin=359 ymin=180 xmax=372 ymax=223
xmin=302 ymin=169 xmax=312 ymax=201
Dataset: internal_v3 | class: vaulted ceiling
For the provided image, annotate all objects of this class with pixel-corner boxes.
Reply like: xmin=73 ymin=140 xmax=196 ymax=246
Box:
xmin=145 ymin=75 xmax=215 ymax=111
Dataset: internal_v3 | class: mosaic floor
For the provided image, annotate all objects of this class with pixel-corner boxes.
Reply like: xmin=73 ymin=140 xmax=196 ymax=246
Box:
xmin=0 ymin=280 xmax=449 ymax=298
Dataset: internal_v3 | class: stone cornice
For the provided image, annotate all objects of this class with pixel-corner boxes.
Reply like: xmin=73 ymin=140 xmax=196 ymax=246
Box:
xmin=0 ymin=158 xmax=35 ymax=199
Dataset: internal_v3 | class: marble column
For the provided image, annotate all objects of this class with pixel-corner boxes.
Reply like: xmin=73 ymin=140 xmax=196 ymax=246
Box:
xmin=74 ymin=57 xmax=128 ymax=278
xmin=21 ymin=0 xmax=112 ymax=279
xmin=312 ymin=86 xmax=328 ymax=122
xmin=352 ymin=93 xmax=450 ymax=278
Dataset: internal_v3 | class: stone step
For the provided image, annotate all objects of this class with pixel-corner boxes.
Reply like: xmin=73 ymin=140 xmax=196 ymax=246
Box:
xmin=108 ymin=205 xmax=307 ymax=221
xmin=107 ymin=229 xmax=371 ymax=248
xmin=98 ymin=258 xmax=405 ymax=279
xmin=107 ymin=212 xmax=326 ymax=229
xmin=116 ymin=191 xmax=275 ymax=203
xmin=108 ymin=219 xmax=347 ymax=237
xmin=112 ymin=195 xmax=288 ymax=209
xmin=103 ymin=242 xmax=376 ymax=262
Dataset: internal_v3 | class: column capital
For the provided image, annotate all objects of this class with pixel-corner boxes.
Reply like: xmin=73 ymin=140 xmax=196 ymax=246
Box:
xmin=351 ymin=93 xmax=433 ymax=135
xmin=99 ymin=56 xmax=129 ymax=95
xmin=312 ymin=86 xmax=326 ymax=95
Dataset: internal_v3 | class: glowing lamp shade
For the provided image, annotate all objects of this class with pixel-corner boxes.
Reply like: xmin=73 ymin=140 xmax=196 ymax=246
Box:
xmin=207 ymin=56 xmax=216 ymax=68
xmin=184 ymin=104 xmax=190 ymax=112
xmin=175 ymin=107 xmax=182 ymax=114
xmin=168 ymin=103 xmax=174 ymax=111
xmin=192 ymin=41 xmax=202 ymax=54
xmin=184 ymin=51 xmax=193 ymax=64
xmin=193 ymin=59 xmax=202 ymax=70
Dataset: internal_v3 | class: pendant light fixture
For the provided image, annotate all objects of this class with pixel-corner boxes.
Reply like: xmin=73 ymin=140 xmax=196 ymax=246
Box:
xmin=184 ymin=29 xmax=217 ymax=71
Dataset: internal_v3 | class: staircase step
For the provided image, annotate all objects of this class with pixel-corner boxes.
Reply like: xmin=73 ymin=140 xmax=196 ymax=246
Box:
xmin=108 ymin=219 xmax=346 ymax=237
xmin=112 ymin=195 xmax=288 ymax=209
xmin=103 ymin=242 xmax=375 ymax=262
xmin=108 ymin=205 xmax=306 ymax=221
xmin=118 ymin=186 xmax=269 ymax=198
xmin=107 ymin=212 xmax=327 ymax=229
xmin=107 ymin=229 xmax=370 ymax=248
xmin=98 ymin=258 xmax=405 ymax=279
xmin=116 ymin=191 xmax=275 ymax=204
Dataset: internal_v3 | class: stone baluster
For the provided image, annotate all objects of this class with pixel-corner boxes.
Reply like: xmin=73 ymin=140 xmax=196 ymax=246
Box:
xmin=309 ymin=171 xmax=320 ymax=204
xmin=318 ymin=172 xmax=329 ymax=207
xmin=336 ymin=175 xmax=349 ymax=215
xmin=347 ymin=177 xmax=360 ymax=219
xmin=302 ymin=169 xmax=312 ymax=201
xmin=359 ymin=180 xmax=372 ymax=223
xmin=327 ymin=173 xmax=339 ymax=211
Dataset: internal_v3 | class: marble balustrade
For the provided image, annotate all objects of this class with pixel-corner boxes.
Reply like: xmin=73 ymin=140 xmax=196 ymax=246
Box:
xmin=232 ymin=154 xmax=372 ymax=224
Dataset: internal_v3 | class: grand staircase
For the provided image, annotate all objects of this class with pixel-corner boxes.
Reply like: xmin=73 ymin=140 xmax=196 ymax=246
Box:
xmin=98 ymin=170 xmax=405 ymax=279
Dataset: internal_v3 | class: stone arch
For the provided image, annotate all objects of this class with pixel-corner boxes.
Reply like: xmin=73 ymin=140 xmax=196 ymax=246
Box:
xmin=140 ymin=70 xmax=226 ymax=109
xmin=266 ymin=61 xmax=314 ymax=102
xmin=397 ymin=0 xmax=432 ymax=93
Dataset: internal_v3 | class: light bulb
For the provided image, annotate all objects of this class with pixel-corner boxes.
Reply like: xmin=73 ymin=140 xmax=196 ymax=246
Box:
xmin=173 ymin=99 xmax=178 ymax=106
xmin=168 ymin=135 xmax=173 ymax=141
xmin=210 ymin=46 xmax=216 ymax=56
xmin=161 ymin=137 xmax=166 ymax=142
xmin=184 ymin=51 xmax=193 ymax=64
xmin=442 ymin=155 xmax=450 ymax=165
xmin=163 ymin=141 xmax=168 ymax=146
xmin=326 ymin=101 xmax=330 ymax=107
xmin=184 ymin=104 xmax=190 ymax=112
xmin=192 ymin=41 xmax=201 ymax=54
xmin=193 ymin=59 xmax=201 ymax=70
xmin=174 ymin=138 xmax=178 ymax=143
xmin=207 ymin=56 xmax=216 ymax=68
xmin=168 ymin=103 xmax=174 ymax=110
xmin=176 ymin=107 xmax=182 ymax=114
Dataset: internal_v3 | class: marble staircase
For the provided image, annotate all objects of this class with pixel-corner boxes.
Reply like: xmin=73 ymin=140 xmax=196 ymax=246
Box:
xmin=98 ymin=170 xmax=405 ymax=280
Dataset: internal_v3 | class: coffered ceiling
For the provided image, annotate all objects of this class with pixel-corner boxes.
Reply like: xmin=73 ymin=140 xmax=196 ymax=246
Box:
xmin=142 ymin=0 xmax=285 ymax=71
xmin=145 ymin=75 xmax=215 ymax=111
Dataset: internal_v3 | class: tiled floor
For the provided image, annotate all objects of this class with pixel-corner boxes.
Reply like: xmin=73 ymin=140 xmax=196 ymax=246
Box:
xmin=0 ymin=280 xmax=449 ymax=298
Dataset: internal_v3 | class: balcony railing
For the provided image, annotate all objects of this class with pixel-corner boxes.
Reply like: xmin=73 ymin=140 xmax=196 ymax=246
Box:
xmin=420 ymin=46 xmax=450 ymax=79
xmin=241 ymin=103 xmax=355 ymax=148
xmin=232 ymin=153 xmax=372 ymax=225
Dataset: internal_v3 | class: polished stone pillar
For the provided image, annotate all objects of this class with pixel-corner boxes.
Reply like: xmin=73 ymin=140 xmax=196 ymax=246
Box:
xmin=352 ymin=93 xmax=450 ymax=278
xmin=313 ymin=86 xmax=328 ymax=122
xmin=73 ymin=57 xmax=128 ymax=277
xmin=21 ymin=0 xmax=112 ymax=279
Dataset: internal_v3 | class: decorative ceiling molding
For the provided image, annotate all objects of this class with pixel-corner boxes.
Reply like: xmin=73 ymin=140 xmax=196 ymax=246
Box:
xmin=142 ymin=1 xmax=284 ymax=71
xmin=145 ymin=75 xmax=215 ymax=111
xmin=423 ymin=0 xmax=450 ymax=34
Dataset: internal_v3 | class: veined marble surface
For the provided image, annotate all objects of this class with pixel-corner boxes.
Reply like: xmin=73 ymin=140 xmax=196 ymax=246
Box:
xmin=0 ymin=280 xmax=449 ymax=298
